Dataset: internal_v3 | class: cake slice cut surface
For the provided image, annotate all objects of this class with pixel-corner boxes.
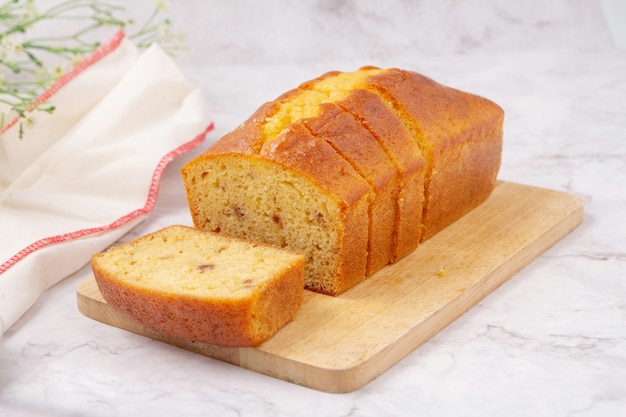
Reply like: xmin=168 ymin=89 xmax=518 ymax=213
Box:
xmin=91 ymin=225 xmax=305 ymax=347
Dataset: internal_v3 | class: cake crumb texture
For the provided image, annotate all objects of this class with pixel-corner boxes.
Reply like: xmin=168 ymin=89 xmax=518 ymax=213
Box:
xmin=91 ymin=225 xmax=305 ymax=347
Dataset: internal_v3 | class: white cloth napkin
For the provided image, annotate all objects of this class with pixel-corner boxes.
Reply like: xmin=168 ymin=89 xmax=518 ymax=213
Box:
xmin=0 ymin=32 xmax=213 ymax=336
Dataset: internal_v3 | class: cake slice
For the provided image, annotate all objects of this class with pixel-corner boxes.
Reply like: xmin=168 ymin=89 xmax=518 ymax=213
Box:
xmin=335 ymin=88 xmax=426 ymax=260
xmin=258 ymin=122 xmax=372 ymax=294
xmin=295 ymin=69 xmax=426 ymax=263
xmin=91 ymin=225 xmax=305 ymax=347
xmin=301 ymin=102 xmax=399 ymax=275
xmin=363 ymin=69 xmax=504 ymax=240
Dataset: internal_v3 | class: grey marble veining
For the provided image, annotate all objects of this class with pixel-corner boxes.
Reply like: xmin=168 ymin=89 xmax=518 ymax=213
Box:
xmin=167 ymin=0 xmax=614 ymax=65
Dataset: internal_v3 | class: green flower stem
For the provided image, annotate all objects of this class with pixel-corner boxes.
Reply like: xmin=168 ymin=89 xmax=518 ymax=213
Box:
xmin=1 ymin=0 xmax=185 ymax=139
xmin=131 ymin=7 xmax=158 ymax=39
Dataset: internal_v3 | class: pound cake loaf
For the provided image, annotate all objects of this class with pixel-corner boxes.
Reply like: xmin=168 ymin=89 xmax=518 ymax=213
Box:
xmin=91 ymin=225 xmax=304 ymax=347
xmin=182 ymin=67 xmax=504 ymax=296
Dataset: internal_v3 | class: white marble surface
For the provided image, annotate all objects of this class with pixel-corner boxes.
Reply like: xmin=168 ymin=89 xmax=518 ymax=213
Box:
xmin=2 ymin=1 xmax=626 ymax=416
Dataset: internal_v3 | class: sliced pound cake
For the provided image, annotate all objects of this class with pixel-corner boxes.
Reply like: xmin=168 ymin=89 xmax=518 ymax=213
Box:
xmin=181 ymin=67 xmax=504 ymax=295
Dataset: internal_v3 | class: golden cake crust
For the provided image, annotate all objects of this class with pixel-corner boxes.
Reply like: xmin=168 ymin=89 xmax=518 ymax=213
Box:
xmin=335 ymin=88 xmax=426 ymax=260
xmin=181 ymin=67 xmax=504 ymax=295
xmin=259 ymin=122 xmax=371 ymax=294
xmin=92 ymin=225 xmax=305 ymax=347
xmin=365 ymin=68 xmax=504 ymax=239
xmin=302 ymin=102 xmax=398 ymax=275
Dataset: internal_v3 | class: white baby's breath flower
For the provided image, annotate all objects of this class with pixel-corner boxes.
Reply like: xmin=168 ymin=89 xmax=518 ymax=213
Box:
xmin=33 ymin=67 xmax=48 ymax=83
xmin=1 ymin=35 xmax=25 ymax=57
xmin=68 ymin=53 xmax=83 ymax=68
xmin=154 ymin=0 xmax=169 ymax=12
xmin=17 ymin=0 xmax=38 ymax=24
xmin=12 ymin=42 xmax=24 ymax=56
xmin=48 ymin=62 xmax=67 ymax=80
xmin=158 ymin=21 xmax=171 ymax=40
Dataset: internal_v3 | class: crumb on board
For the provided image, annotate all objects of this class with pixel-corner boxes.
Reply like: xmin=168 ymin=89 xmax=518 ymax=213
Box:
xmin=436 ymin=266 xmax=446 ymax=277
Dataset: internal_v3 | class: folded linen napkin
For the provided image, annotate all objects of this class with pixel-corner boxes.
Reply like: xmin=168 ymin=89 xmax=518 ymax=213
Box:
xmin=0 ymin=32 xmax=213 ymax=336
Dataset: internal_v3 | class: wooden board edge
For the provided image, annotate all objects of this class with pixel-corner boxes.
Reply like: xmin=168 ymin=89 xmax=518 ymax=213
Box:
xmin=76 ymin=283 xmax=246 ymax=366
xmin=76 ymin=182 xmax=585 ymax=393
xmin=308 ymin=185 xmax=585 ymax=392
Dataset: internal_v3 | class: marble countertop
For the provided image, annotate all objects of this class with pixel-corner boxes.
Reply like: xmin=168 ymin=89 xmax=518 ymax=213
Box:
xmin=2 ymin=1 xmax=625 ymax=416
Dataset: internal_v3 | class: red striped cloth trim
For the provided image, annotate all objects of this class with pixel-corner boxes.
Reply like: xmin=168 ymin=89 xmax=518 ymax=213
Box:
xmin=0 ymin=31 xmax=214 ymax=275
xmin=0 ymin=122 xmax=213 ymax=276
xmin=0 ymin=31 xmax=126 ymax=137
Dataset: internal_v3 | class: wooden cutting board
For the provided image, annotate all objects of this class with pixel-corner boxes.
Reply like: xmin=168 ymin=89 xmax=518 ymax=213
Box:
xmin=77 ymin=181 xmax=583 ymax=393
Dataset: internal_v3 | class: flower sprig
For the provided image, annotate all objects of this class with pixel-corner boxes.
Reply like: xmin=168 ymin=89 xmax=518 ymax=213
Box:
xmin=0 ymin=0 xmax=185 ymax=138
